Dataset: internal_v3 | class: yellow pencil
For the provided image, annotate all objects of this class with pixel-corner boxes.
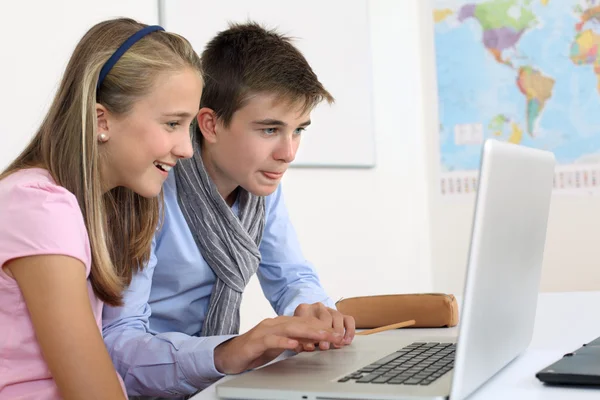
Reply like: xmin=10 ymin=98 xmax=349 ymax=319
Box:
xmin=356 ymin=319 xmax=416 ymax=336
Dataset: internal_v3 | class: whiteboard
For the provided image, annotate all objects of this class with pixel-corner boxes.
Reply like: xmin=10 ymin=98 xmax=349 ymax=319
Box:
xmin=0 ymin=0 xmax=158 ymax=170
xmin=161 ymin=0 xmax=376 ymax=167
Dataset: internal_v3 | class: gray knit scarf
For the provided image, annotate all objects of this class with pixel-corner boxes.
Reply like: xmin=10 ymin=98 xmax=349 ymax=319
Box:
xmin=173 ymin=146 xmax=265 ymax=336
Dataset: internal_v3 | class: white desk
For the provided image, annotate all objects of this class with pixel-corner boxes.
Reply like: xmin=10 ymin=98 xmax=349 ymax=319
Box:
xmin=192 ymin=292 xmax=600 ymax=399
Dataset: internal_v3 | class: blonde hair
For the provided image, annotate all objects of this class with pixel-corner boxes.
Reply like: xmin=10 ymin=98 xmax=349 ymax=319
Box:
xmin=1 ymin=18 xmax=202 ymax=306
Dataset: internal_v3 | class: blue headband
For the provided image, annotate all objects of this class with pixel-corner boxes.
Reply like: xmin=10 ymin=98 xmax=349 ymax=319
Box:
xmin=96 ymin=25 xmax=165 ymax=91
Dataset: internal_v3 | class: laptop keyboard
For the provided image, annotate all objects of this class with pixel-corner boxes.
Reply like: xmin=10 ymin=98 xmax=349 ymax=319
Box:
xmin=337 ymin=342 xmax=455 ymax=385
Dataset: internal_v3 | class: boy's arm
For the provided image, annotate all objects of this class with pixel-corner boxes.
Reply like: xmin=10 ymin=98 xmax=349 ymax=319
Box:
xmin=256 ymin=185 xmax=336 ymax=316
xmin=257 ymin=186 xmax=355 ymax=349
xmin=103 ymin=237 xmax=347 ymax=395
xmin=102 ymin=238 xmax=233 ymax=397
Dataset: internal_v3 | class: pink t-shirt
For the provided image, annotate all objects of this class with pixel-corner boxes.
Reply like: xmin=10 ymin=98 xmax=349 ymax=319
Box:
xmin=0 ymin=168 xmax=123 ymax=399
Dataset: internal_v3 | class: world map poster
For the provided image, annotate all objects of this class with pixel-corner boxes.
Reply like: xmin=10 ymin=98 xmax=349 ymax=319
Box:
xmin=434 ymin=0 xmax=600 ymax=195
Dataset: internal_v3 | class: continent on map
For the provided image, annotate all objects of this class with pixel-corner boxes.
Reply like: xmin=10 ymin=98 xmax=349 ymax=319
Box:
xmin=575 ymin=5 xmax=600 ymax=31
xmin=516 ymin=66 xmax=555 ymax=136
xmin=488 ymin=114 xmax=524 ymax=143
xmin=570 ymin=29 xmax=600 ymax=92
xmin=457 ymin=0 xmax=537 ymax=66
xmin=434 ymin=9 xmax=454 ymax=23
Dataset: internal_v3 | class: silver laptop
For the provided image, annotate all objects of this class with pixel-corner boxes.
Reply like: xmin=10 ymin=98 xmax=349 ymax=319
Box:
xmin=217 ymin=139 xmax=556 ymax=400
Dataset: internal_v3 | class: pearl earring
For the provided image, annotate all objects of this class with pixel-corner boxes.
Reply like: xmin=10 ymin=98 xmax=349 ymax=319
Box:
xmin=98 ymin=133 xmax=109 ymax=143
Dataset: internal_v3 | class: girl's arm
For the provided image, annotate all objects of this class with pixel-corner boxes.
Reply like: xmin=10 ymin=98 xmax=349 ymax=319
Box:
xmin=8 ymin=254 xmax=126 ymax=400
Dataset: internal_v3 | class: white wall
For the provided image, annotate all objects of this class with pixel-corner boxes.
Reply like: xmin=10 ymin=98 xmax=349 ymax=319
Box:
xmin=427 ymin=194 xmax=600 ymax=295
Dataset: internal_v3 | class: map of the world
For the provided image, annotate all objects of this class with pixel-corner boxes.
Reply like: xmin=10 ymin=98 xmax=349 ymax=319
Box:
xmin=434 ymin=0 xmax=600 ymax=194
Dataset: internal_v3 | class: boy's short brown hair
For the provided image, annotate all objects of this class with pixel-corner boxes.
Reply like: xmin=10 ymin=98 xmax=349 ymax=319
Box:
xmin=199 ymin=21 xmax=334 ymax=129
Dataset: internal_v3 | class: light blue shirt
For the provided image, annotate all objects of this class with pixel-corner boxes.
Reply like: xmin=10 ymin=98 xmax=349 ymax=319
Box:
xmin=102 ymin=172 xmax=335 ymax=397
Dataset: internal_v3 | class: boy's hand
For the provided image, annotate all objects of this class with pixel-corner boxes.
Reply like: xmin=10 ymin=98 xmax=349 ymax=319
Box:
xmin=293 ymin=302 xmax=355 ymax=351
xmin=213 ymin=316 xmax=344 ymax=375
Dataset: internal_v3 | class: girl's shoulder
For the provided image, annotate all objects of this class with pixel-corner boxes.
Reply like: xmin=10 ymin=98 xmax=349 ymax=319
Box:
xmin=0 ymin=168 xmax=80 ymax=211
xmin=0 ymin=168 xmax=90 ymax=277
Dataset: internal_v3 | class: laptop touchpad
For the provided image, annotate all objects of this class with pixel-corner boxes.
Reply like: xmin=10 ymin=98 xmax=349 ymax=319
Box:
xmin=283 ymin=348 xmax=367 ymax=367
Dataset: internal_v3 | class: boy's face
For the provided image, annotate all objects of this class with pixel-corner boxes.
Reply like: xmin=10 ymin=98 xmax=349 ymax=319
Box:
xmin=206 ymin=93 xmax=311 ymax=197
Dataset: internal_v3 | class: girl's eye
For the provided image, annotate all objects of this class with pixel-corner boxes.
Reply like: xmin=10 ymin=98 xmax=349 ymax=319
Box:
xmin=263 ymin=128 xmax=277 ymax=135
xmin=294 ymin=127 xmax=306 ymax=135
xmin=167 ymin=121 xmax=180 ymax=129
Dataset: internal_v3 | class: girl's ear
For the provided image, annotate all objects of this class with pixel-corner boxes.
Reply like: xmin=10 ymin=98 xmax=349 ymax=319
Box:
xmin=96 ymin=104 xmax=109 ymax=135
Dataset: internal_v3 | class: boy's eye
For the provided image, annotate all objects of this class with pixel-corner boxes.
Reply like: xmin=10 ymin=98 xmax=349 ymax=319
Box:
xmin=167 ymin=121 xmax=180 ymax=129
xmin=294 ymin=127 xmax=306 ymax=135
xmin=263 ymin=128 xmax=277 ymax=135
